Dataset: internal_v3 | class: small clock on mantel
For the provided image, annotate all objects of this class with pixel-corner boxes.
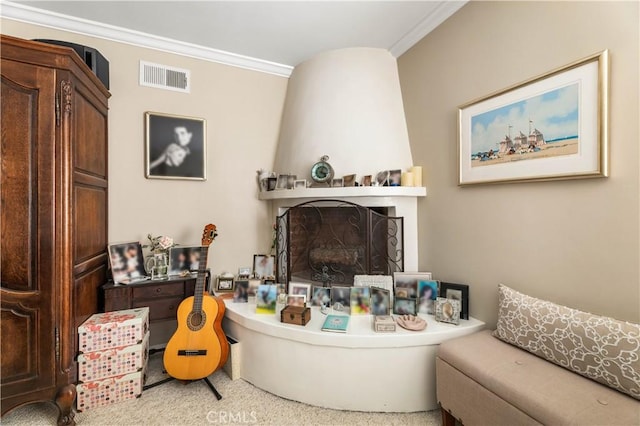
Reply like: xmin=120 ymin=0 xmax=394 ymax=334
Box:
xmin=310 ymin=155 xmax=334 ymax=186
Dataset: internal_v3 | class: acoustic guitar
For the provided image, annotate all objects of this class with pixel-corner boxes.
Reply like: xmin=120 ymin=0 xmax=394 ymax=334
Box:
xmin=163 ymin=224 xmax=229 ymax=380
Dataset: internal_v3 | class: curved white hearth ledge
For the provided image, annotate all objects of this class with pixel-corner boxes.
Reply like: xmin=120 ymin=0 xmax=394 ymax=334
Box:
xmin=222 ymin=300 xmax=484 ymax=413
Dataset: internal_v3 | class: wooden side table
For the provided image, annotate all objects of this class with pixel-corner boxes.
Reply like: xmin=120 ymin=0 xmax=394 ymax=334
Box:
xmin=102 ymin=274 xmax=209 ymax=345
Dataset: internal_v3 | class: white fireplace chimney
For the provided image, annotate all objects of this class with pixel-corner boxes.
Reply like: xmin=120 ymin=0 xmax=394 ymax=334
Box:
xmin=273 ymin=47 xmax=413 ymax=180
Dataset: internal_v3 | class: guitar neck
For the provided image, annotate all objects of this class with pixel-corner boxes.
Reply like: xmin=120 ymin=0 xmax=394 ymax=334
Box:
xmin=192 ymin=245 xmax=209 ymax=312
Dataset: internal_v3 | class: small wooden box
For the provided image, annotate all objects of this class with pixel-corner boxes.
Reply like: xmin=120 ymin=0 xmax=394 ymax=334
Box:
xmin=281 ymin=305 xmax=311 ymax=326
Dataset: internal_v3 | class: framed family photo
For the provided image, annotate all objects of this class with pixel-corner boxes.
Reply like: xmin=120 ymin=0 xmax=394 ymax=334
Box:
xmin=168 ymin=246 xmax=202 ymax=276
xmin=145 ymin=111 xmax=206 ymax=180
xmin=439 ymin=282 xmax=469 ymax=320
xmin=253 ymin=254 xmax=275 ymax=279
xmin=108 ymin=242 xmax=147 ymax=284
xmin=458 ymin=50 xmax=608 ymax=185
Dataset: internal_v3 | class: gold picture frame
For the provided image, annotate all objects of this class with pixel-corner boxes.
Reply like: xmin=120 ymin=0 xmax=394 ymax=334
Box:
xmin=458 ymin=50 xmax=608 ymax=185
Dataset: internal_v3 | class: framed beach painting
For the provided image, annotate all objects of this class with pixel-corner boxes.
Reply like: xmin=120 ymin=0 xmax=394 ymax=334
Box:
xmin=458 ymin=50 xmax=608 ymax=185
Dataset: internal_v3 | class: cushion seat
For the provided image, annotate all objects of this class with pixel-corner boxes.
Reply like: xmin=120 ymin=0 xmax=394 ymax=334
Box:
xmin=438 ymin=330 xmax=640 ymax=425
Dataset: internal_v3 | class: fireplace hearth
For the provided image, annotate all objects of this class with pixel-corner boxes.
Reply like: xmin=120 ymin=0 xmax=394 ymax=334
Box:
xmin=276 ymin=200 xmax=403 ymax=287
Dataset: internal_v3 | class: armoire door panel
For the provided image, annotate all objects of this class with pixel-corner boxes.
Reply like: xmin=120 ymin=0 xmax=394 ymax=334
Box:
xmin=74 ymin=265 xmax=108 ymax=330
xmin=74 ymin=185 xmax=107 ymax=263
xmin=74 ymin=90 xmax=107 ymax=177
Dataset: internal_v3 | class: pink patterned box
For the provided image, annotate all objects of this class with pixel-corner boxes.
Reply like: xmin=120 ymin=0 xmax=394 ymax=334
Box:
xmin=78 ymin=307 xmax=149 ymax=353
xmin=76 ymin=368 xmax=146 ymax=411
xmin=77 ymin=332 xmax=149 ymax=382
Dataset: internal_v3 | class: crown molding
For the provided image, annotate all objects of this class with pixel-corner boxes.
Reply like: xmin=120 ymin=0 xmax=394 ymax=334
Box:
xmin=0 ymin=1 xmax=294 ymax=77
xmin=390 ymin=0 xmax=467 ymax=58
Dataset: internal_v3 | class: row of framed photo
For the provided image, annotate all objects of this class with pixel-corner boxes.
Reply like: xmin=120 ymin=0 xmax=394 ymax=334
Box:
xmin=107 ymin=239 xmax=277 ymax=285
xmin=230 ymin=278 xmax=468 ymax=320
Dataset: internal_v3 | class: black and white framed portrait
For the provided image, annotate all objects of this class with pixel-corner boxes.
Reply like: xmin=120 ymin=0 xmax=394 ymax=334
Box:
xmin=145 ymin=111 xmax=206 ymax=180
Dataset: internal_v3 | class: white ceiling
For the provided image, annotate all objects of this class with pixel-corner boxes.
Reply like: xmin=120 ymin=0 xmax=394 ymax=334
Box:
xmin=7 ymin=1 xmax=466 ymax=71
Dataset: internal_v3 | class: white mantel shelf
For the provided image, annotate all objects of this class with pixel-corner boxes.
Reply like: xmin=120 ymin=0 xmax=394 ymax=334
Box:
xmin=258 ymin=186 xmax=426 ymax=201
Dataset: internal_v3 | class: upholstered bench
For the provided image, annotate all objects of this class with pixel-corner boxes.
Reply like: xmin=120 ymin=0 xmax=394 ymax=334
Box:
xmin=436 ymin=285 xmax=639 ymax=426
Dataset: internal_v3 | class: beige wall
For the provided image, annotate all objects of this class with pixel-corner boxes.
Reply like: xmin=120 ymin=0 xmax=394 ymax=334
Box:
xmin=1 ymin=19 xmax=288 ymax=276
xmin=399 ymin=1 xmax=639 ymax=327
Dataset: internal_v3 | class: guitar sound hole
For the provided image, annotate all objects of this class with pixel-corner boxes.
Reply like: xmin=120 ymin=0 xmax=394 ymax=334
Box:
xmin=187 ymin=311 xmax=206 ymax=331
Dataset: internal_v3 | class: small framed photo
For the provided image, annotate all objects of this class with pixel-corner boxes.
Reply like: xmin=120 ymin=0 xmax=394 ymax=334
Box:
xmin=355 ymin=275 xmax=393 ymax=304
xmin=286 ymin=174 xmax=297 ymax=189
xmin=331 ymin=286 xmax=351 ymax=313
xmin=168 ymin=246 xmax=202 ymax=276
xmin=289 ymin=282 xmax=311 ymax=301
xmin=394 ymin=272 xmax=432 ymax=299
xmin=216 ymin=276 xmax=235 ymax=292
xmin=350 ymin=286 xmax=371 ymax=314
xmin=393 ymin=297 xmax=417 ymax=315
xmin=275 ymin=174 xmax=289 ymax=190
xmin=439 ymin=282 xmax=469 ymax=320
xmin=294 ymin=179 xmax=307 ymax=189
xmin=237 ymin=266 xmax=252 ymax=279
xmin=417 ymin=280 xmax=439 ymax=314
xmin=145 ymin=111 xmax=206 ymax=180
xmin=253 ymin=254 xmax=275 ymax=279
xmin=331 ymin=178 xmax=343 ymax=187
xmin=247 ymin=278 xmax=262 ymax=297
xmin=370 ymin=286 xmax=391 ymax=316
xmin=233 ymin=280 xmax=249 ymax=303
xmin=256 ymin=284 xmax=277 ymax=314
xmin=361 ymin=175 xmax=372 ymax=186
xmin=389 ymin=169 xmax=402 ymax=186
xmin=434 ymin=297 xmax=461 ymax=325
xmin=286 ymin=294 xmax=306 ymax=307
xmin=343 ymin=174 xmax=356 ymax=187
xmin=310 ymin=286 xmax=331 ymax=307
xmin=108 ymin=242 xmax=147 ymax=284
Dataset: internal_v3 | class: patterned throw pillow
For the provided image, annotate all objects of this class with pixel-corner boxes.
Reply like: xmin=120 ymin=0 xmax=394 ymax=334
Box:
xmin=494 ymin=284 xmax=640 ymax=400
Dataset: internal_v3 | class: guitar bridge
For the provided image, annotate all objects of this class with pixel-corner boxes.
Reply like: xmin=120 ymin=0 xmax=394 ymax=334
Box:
xmin=177 ymin=350 xmax=208 ymax=356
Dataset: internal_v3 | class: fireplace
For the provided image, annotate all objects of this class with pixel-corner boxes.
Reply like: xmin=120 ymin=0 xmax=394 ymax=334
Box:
xmin=275 ymin=200 xmax=403 ymax=287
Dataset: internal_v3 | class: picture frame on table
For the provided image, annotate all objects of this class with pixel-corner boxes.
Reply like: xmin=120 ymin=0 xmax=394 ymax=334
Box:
xmin=286 ymin=294 xmax=306 ymax=307
xmin=253 ymin=254 xmax=275 ymax=279
xmin=168 ymin=246 xmax=202 ymax=276
xmin=439 ymin=282 xmax=469 ymax=320
xmin=434 ymin=297 xmax=461 ymax=325
xmin=393 ymin=272 xmax=432 ymax=299
xmin=247 ymin=278 xmax=262 ymax=297
xmin=145 ymin=111 xmax=206 ymax=180
xmin=256 ymin=284 xmax=277 ymax=314
xmin=350 ymin=286 xmax=371 ymax=314
xmin=342 ymin=174 xmax=356 ymax=187
xmin=331 ymin=178 xmax=343 ymax=188
xmin=289 ymin=282 xmax=311 ymax=301
xmin=294 ymin=179 xmax=307 ymax=189
xmin=238 ymin=266 xmax=252 ymax=279
xmin=417 ymin=280 xmax=439 ymax=315
xmin=275 ymin=174 xmax=289 ymax=190
xmin=330 ymin=286 xmax=351 ymax=314
xmin=370 ymin=286 xmax=391 ymax=316
xmin=215 ymin=276 xmax=235 ymax=293
xmin=233 ymin=280 xmax=249 ymax=303
xmin=393 ymin=297 xmax=417 ymax=316
xmin=458 ymin=50 xmax=609 ymax=185
xmin=355 ymin=275 xmax=393 ymax=305
xmin=310 ymin=286 xmax=331 ymax=307
xmin=108 ymin=242 xmax=148 ymax=284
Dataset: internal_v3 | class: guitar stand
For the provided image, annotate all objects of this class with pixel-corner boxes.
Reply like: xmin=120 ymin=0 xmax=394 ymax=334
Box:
xmin=143 ymin=348 xmax=222 ymax=400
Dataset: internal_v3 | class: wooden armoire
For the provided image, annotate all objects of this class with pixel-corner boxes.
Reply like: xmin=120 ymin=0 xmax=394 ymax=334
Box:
xmin=1 ymin=35 xmax=110 ymax=425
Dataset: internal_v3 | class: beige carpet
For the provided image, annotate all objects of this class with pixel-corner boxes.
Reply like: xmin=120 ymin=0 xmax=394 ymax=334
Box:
xmin=3 ymin=352 xmax=441 ymax=426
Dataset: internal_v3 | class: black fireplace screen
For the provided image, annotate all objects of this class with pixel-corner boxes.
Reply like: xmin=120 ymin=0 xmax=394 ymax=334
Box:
xmin=276 ymin=200 xmax=403 ymax=287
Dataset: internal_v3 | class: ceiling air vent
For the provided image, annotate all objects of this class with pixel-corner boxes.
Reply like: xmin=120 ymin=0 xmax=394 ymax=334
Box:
xmin=139 ymin=60 xmax=190 ymax=93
